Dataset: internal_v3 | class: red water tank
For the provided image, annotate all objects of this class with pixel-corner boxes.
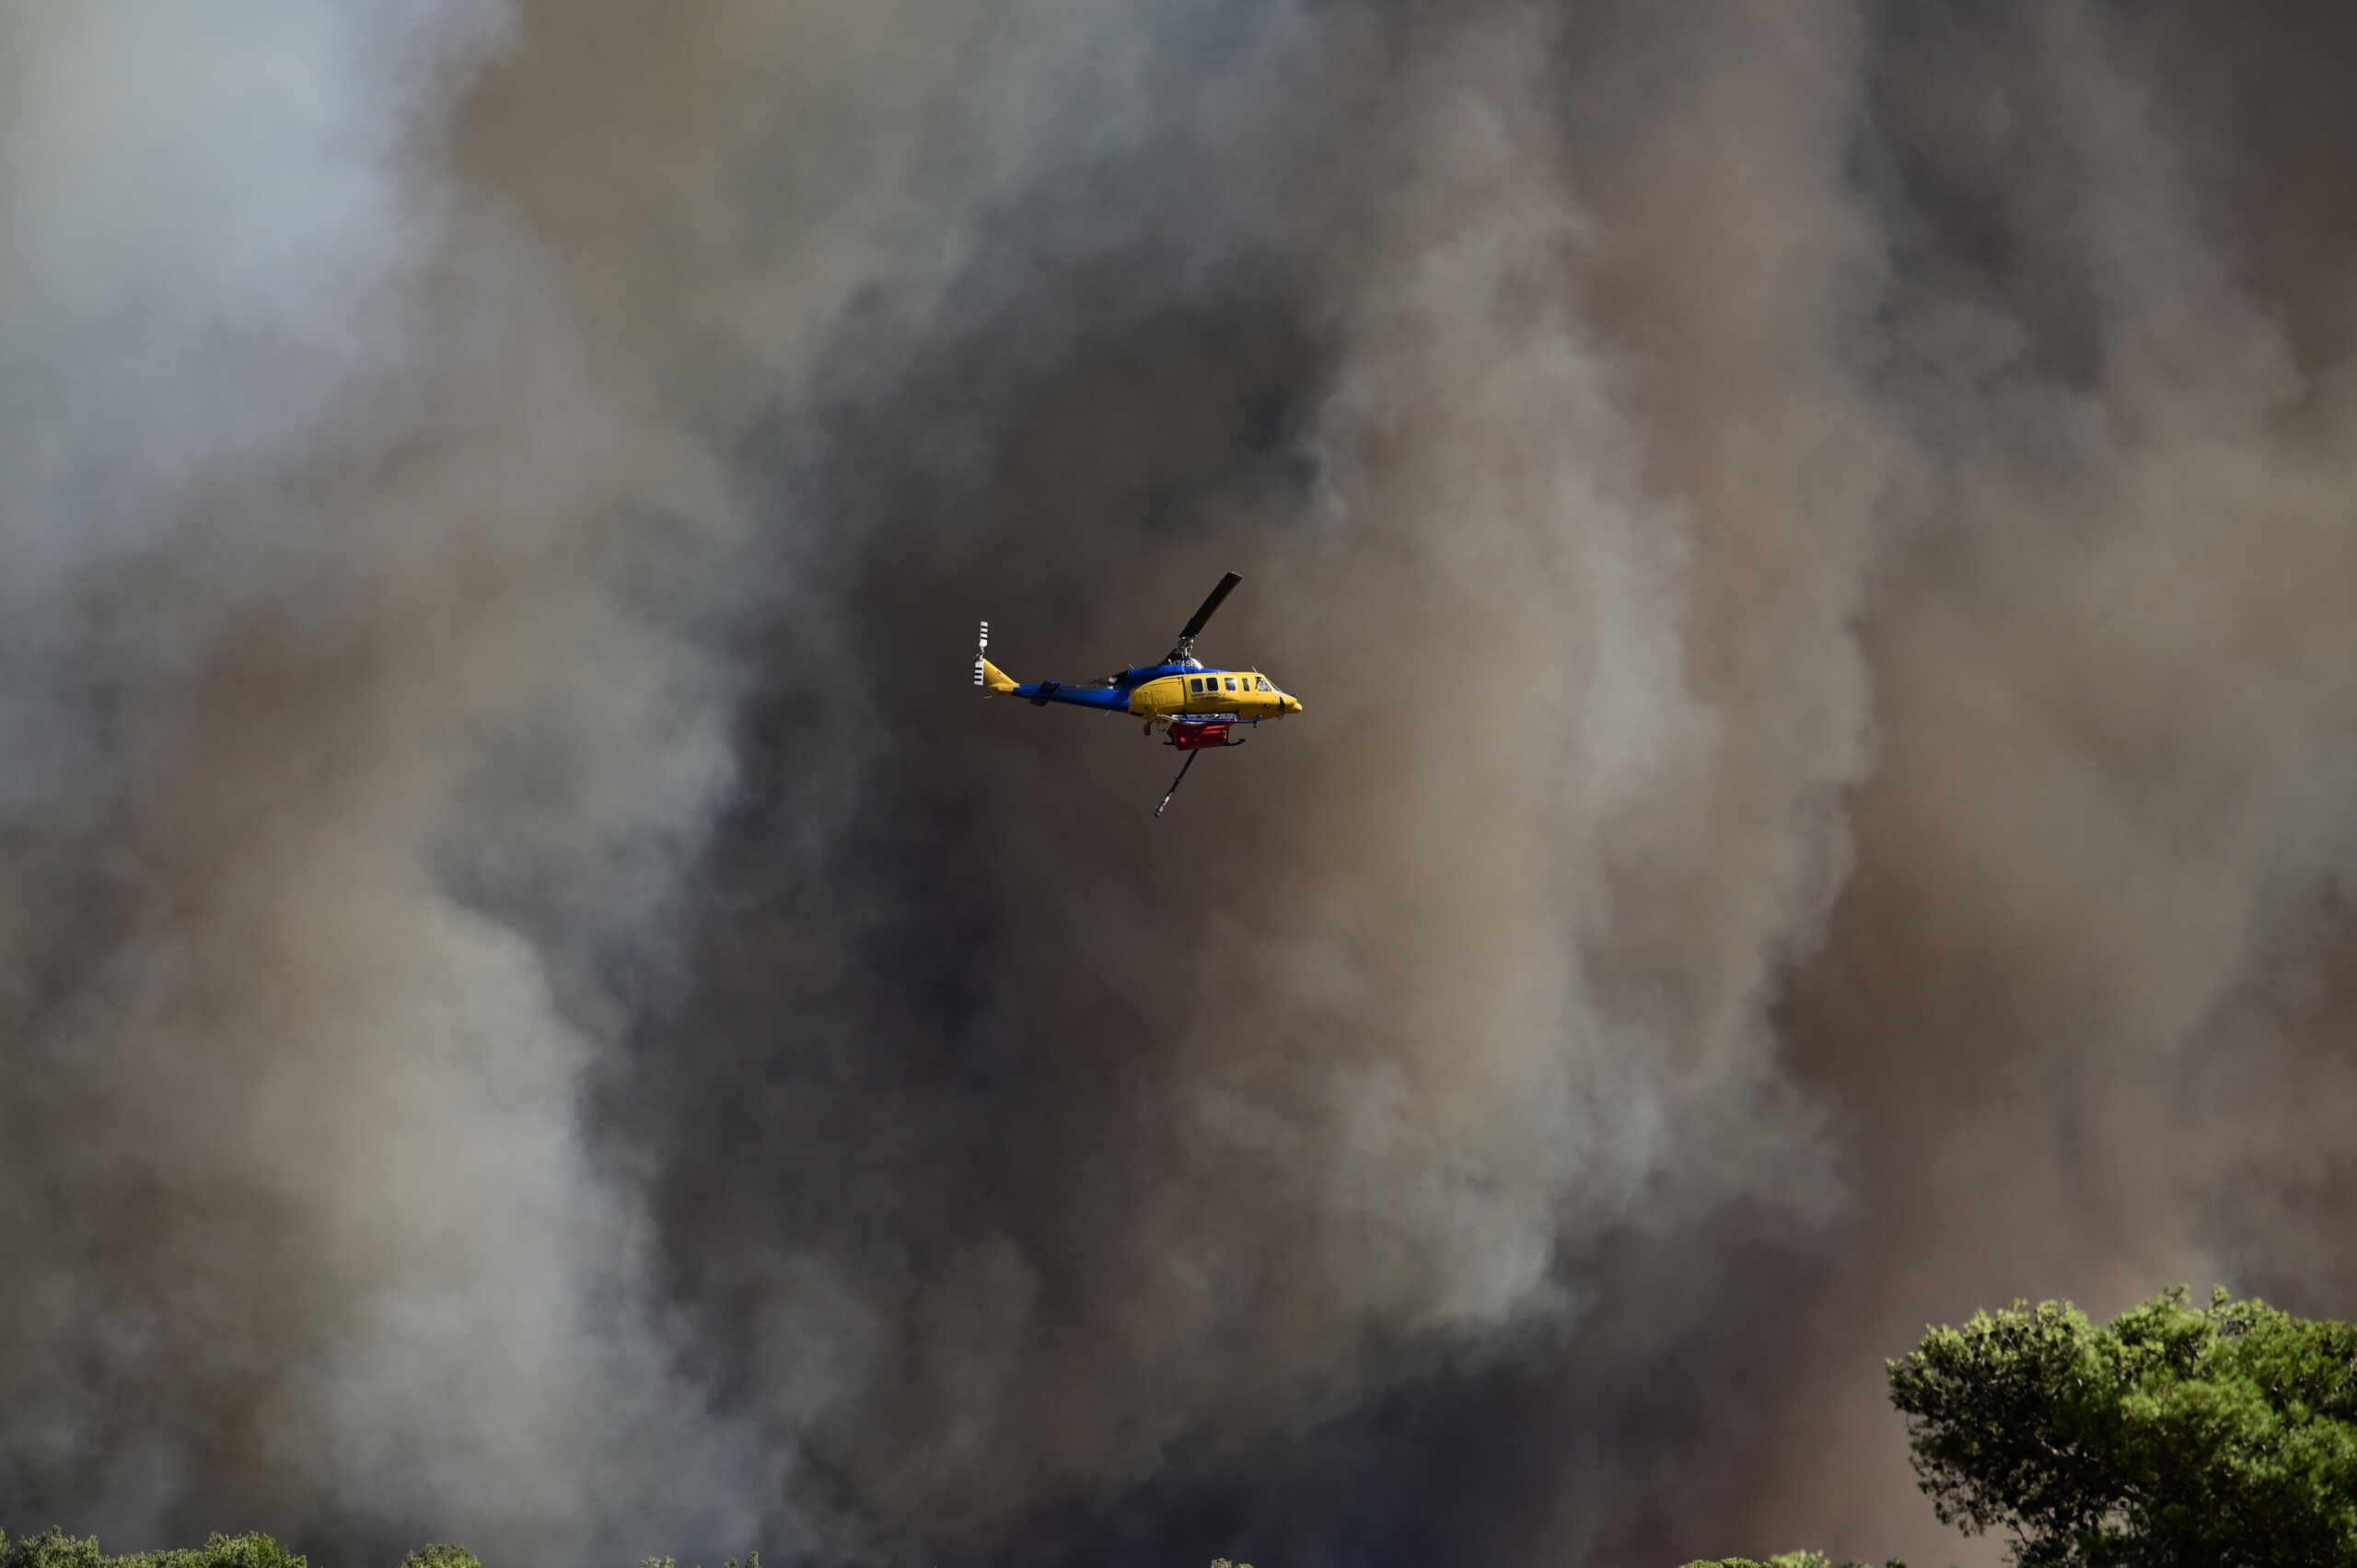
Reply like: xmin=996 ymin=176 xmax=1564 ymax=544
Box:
xmin=1169 ymin=721 xmax=1233 ymax=750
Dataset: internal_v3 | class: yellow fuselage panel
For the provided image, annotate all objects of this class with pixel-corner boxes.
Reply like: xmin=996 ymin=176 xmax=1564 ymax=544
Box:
xmin=1129 ymin=676 xmax=1187 ymax=718
xmin=1131 ymin=671 xmax=1280 ymax=721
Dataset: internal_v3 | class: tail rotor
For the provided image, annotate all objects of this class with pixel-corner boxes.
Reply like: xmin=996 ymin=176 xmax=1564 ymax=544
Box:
xmin=973 ymin=621 xmax=1018 ymax=695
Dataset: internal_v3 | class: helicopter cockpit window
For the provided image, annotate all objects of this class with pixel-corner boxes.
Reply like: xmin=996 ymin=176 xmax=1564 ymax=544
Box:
xmin=1256 ymin=677 xmax=1271 ymax=691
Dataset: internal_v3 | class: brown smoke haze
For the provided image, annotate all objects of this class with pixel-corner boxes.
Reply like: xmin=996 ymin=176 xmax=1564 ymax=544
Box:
xmin=4 ymin=2 xmax=2354 ymax=1564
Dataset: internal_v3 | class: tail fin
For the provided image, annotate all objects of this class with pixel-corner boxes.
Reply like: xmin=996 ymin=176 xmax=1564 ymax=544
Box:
xmin=975 ymin=621 xmax=1017 ymax=695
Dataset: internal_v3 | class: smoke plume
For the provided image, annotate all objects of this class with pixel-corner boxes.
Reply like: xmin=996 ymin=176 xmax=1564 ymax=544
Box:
xmin=4 ymin=3 xmax=2354 ymax=1565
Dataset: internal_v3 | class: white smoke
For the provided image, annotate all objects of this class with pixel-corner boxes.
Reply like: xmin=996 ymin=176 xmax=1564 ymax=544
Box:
xmin=6 ymin=4 xmax=2357 ymax=1567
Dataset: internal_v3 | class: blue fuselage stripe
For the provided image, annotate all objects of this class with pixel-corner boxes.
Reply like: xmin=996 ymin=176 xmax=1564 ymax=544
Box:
xmin=1011 ymin=682 xmax=1130 ymax=711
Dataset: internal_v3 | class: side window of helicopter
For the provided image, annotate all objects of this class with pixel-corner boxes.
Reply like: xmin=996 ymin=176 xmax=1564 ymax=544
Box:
xmin=1189 ymin=678 xmax=1204 ymax=693
xmin=1224 ymin=677 xmax=1237 ymax=692
xmin=1256 ymin=677 xmax=1271 ymax=691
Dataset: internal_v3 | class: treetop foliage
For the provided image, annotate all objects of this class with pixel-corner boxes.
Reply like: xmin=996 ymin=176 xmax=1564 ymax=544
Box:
xmin=1687 ymin=1288 xmax=2357 ymax=1568
xmin=0 ymin=1530 xmax=307 ymax=1568
xmin=0 ymin=1533 xmax=763 ymax=1568
xmin=1888 ymin=1286 xmax=2357 ymax=1567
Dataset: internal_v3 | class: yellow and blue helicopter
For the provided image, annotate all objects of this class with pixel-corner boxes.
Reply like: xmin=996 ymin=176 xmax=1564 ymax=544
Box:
xmin=975 ymin=571 xmax=1304 ymax=816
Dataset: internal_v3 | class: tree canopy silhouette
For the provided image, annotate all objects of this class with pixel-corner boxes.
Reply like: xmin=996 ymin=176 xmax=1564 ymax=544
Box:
xmin=1890 ymin=1287 xmax=2357 ymax=1567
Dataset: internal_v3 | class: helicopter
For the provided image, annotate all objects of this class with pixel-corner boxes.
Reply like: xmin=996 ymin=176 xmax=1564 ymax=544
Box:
xmin=975 ymin=571 xmax=1304 ymax=817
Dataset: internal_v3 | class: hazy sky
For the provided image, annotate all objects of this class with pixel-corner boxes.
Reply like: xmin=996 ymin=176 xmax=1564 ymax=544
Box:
xmin=4 ymin=3 xmax=2354 ymax=1565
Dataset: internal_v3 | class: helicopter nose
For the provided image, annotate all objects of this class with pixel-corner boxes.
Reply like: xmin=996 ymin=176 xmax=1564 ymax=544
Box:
xmin=1286 ymin=695 xmax=1304 ymax=715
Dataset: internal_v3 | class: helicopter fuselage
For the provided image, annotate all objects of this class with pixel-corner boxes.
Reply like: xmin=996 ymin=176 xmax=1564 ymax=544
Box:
xmin=1001 ymin=659 xmax=1303 ymax=726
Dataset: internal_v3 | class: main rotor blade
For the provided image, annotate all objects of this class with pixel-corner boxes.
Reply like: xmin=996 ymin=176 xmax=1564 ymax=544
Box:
xmin=1176 ymin=572 xmax=1242 ymax=645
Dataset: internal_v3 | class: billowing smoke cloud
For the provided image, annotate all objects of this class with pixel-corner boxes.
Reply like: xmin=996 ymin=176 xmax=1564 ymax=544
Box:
xmin=4 ymin=3 xmax=2354 ymax=1566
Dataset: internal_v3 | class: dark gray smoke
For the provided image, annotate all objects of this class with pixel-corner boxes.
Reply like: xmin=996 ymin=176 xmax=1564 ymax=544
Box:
xmin=5 ymin=3 xmax=2354 ymax=1565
